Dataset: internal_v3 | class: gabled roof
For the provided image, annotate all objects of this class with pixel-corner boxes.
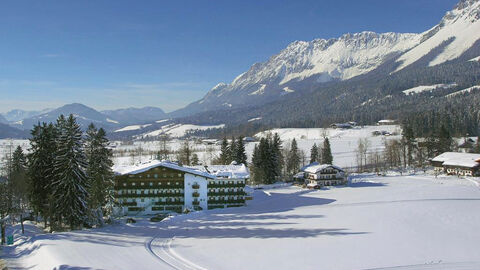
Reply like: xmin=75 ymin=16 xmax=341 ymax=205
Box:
xmin=302 ymin=163 xmax=344 ymax=174
xmin=189 ymin=164 xmax=250 ymax=179
xmin=115 ymin=160 xmax=215 ymax=179
xmin=432 ymin=152 xmax=480 ymax=169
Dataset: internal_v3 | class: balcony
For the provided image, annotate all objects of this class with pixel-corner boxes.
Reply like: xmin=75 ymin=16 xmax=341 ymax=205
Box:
xmin=192 ymin=200 xmax=200 ymax=206
xmin=192 ymin=183 xmax=200 ymax=189
xmin=192 ymin=192 xmax=200 ymax=198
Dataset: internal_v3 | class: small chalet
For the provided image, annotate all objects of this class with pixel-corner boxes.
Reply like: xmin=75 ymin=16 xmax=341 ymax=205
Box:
xmin=431 ymin=152 xmax=480 ymax=176
xmin=297 ymin=162 xmax=347 ymax=187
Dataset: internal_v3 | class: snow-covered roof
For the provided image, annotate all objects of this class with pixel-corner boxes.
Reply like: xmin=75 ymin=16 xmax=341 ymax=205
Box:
xmin=115 ymin=160 xmax=215 ymax=179
xmin=432 ymin=152 xmax=480 ymax=168
xmin=189 ymin=164 xmax=250 ymax=179
xmin=302 ymin=163 xmax=344 ymax=174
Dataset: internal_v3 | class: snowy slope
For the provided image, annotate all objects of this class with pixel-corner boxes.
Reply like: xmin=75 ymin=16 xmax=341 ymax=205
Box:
xmin=395 ymin=0 xmax=480 ymax=72
xmin=5 ymin=174 xmax=480 ymax=270
xmin=446 ymin=85 xmax=480 ymax=97
xmin=138 ymin=123 xmax=225 ymax=138
xmin=402 ymin=83 xmax=457 ymax=95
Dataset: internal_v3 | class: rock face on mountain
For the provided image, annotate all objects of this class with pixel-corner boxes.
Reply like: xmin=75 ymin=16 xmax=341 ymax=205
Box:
xmin=173 ymin=0 xmax=480 ymax=117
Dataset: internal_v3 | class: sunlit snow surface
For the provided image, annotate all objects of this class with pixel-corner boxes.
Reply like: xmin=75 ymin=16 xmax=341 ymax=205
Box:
xmin=4 ymin=173 xmax=480 ymax=270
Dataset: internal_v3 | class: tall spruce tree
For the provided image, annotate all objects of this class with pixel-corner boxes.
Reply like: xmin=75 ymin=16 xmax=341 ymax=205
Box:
xmin=286 ymin=139 xmax=300 ymax=175
xmin=234 ymin=137 xmax=247 ymax=165
xmin=321 ymin=138 xmax=333 ymax=164
xmin=85 ymin=124 xmax=114 ymax=213
xmin=52 ymin=114 xmax=89 ymax=229
xmin=402 ymin=125 xmax=415 ymax=166
xmin=219 ymin=137 xmax=230 ymax=164
xmin=437 ymin=124 xmax=453 ymax=154
xmin=10 ymin=146 xmax=28 ymax=233
xmin=271 ymin=133 xmax=283 ymax=177
xmin=229 ymin=137 xmax=237 ymax=164
xmin=310 ymin=143 xmax=319 ymax=163
xmin=28 ymin=122 xmax=57 ymax=225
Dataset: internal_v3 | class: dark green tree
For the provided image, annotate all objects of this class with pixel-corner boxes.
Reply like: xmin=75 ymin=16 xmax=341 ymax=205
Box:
xmin=286 ymin=139 xmax=300 ymax=174
xmin=321 ymin=138 xmax=333 ymax=164
xmin=52 ymin=114 xmax=89 ymax=229
xmin=310 ymin=143 xmax=319 ymax=163
xmin=234 ymin=137 xmax=247 ymax=165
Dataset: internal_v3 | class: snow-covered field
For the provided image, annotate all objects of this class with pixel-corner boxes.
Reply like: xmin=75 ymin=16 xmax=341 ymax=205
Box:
xmin=3 ymin=173 xmax=480 ymax=269
xmin=253 ymin=125 xmax=401 ymax=169
xmin=0 ymin=125 xmax=401 ymax=170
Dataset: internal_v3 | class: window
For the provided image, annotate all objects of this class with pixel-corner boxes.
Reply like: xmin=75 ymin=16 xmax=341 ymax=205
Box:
xmin=154 ymin=174 xmax=158 ymax=178
xmin=132 ymin=183 xmax=136 ymax=186
xmin=141 ymin=182 xmax=144 ymax=186
xmin=123 ymin=183 xmax=127 ymax=187
xmin=178 ymin=174 xmax=182 ymax=177
xmin=149 ymin=182 xmax=153 ymax=186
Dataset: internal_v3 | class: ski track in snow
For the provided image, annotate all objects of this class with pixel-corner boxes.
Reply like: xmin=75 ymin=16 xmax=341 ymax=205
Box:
xmin=146 ymin=232 xmax=207 ymax=270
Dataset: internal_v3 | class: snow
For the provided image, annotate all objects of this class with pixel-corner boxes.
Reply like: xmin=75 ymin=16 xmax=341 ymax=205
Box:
xmin=114 ymin=160 xmax=215 ymax=179
xmin=446 ymin=85 xmax=480 ymax=97
xmin=189 ymin=164 xmax=250 ymax=179
xmin=248 ymin=117 xmax=262 ymax=122
xmin=114 ymin=124 xmax=152 ymax=132
xmin=432 ymin=152 xmax=480 ymax=168
xmin=282 ymin=86 xmax=295 ymax=93
xmin=155 ymin=119 xmax=170 ymax=123
xmin=402 ymin=83 xmax=457 ymax=95
xmin=303 ymin=163 xmax=344 ymax=173
xmin=140 ymin=124 xmax=225 ymax=138
xmin=106 ymin=118 xmax=119 ymax=124
xmin=254 ymin=125 xmax=401 ymax=169
xmin=469 ymin=56 xmax=480 ymax=62
xmin=5 ymin=173 xmax=480 ymax=269
xmin=395 ymin=1 xmax=480 ymax=72
xmin=248 ymin=84 xmax=266 ymax=95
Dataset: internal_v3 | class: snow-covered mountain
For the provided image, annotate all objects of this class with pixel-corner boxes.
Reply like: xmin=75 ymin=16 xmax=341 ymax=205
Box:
xmin=14 ymin=103 xmax=121 ymax=131
xmin=395 ymin=0 xmax=480 ymax=71
xmin=173 ymin=0 xmax=480 ymax=117
xmin=102 ymin=107 xmax=167 ymax=125
xmin=2 ymin=108 xmax=53 ymax=123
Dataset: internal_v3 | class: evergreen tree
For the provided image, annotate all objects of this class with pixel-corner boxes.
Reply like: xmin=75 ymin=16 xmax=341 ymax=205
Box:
xmin=229 ymin=136 xmax=237 ymax=164
xmin=271 ymin=133 xmax=283 ymax=177
xmin=52 ymin=114 xmax=89 ymax=229
xmin=28 ymin=122 xmax=57 ymax=226
xmin=219 ymin=137 xmax=230 ymax=164
xmin=191 ymin=153 xmax=200 ymax=166
xmin=310 ymin=143 xmax=319 ymax=163
xmin=251 ymin=144 xmax=264 ymax=184
xmin=402 ymin=125 xmax=415 ymax=166
xmin=286 ymin=139 xmax=300 ymax=175
xmin=234 ymin=137 xmax=247 ymax=165
xmin=10 ymin=146 xmax=28 ymax=233
xmin=85 ymin=124 xmax=114 ymax=213
xmin=321 ymin=137 xmax=333 ymax=164
xmin=437 ymin=124 xmax=453 ymax=154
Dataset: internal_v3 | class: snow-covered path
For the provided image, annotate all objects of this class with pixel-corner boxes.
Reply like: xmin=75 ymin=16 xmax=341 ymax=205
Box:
xmin=4 ymin=174 xmax=480 ymax=270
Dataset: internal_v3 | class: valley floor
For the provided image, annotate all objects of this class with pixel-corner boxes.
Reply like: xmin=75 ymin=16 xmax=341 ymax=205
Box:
xmin=3 ymin=173 xmax=480 ymax=270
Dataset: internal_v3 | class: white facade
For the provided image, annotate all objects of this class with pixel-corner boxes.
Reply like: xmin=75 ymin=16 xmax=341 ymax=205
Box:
xmin=184 ymin=173 xmax=209 ymax=210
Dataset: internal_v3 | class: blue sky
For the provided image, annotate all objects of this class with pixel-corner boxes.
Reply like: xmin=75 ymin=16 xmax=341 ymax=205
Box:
xmin=0 ymin=0 xmax=458 ymax=113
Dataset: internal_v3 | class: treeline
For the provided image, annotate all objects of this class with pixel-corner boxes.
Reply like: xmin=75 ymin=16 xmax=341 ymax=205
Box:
xmin=1 ymin=114 xmax=114 ymax=243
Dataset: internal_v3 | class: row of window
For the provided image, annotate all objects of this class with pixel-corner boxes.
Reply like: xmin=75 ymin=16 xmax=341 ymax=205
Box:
xmin=118 ymin=189 xmax=184 ymax=195
xmin=128 ymin=173 xmax=182 ymax=179
xmin=121 ymin=181 xmax=182 ymax=187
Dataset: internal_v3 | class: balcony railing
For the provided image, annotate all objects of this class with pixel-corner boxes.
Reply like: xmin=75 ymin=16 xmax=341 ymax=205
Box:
xmin=192 ymin=192 xmax=200 ymax=198
xmin=192 ymin=200 xmax=200 ymax=206
xmin=192 ymin=184 xmax=200 ymax=189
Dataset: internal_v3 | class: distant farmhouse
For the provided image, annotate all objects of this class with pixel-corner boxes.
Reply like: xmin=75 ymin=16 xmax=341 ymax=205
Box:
xmin=431 ymin=152 xmax=480 ymax=177
xmin=114 ymin=161 xmax=249 ymax=215
xmin=295 ymin=162 xmax=347 ymax=188
xmin=330 ymin=121 xmax=356 ymax=129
